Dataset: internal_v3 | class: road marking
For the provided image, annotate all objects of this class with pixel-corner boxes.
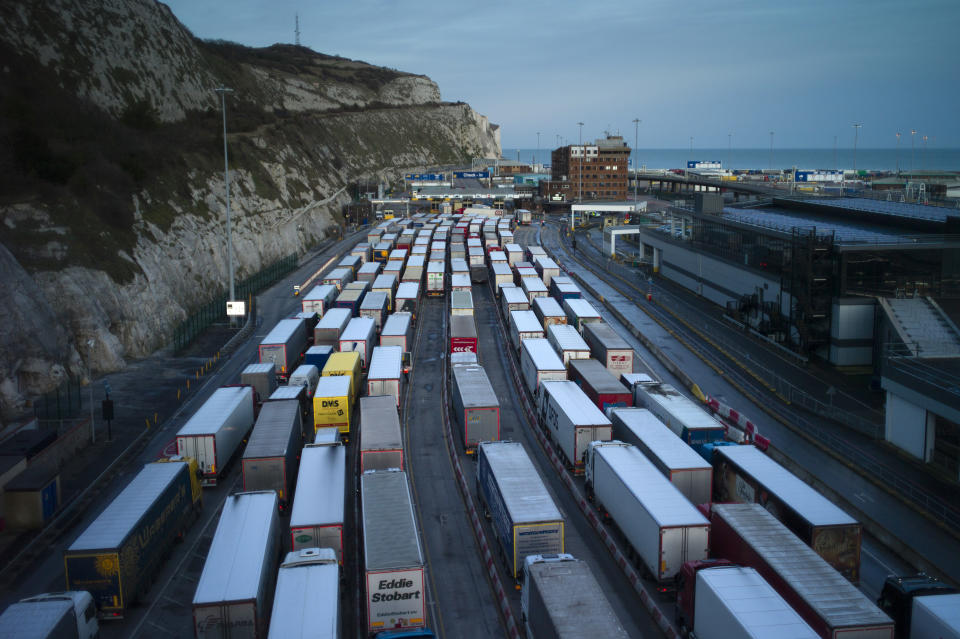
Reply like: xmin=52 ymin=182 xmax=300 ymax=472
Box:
xmin=862 ymin=545 xmax=897 ymax=576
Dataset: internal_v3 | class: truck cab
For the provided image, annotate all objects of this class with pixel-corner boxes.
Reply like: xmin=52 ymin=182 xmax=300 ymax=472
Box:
xmin=877 ymin=573 xmax=958 ymax=639
xmin=675 ymin=558 xmax=734 ymax=637
xmin=15 ymin=591 xmax=99 ymax=639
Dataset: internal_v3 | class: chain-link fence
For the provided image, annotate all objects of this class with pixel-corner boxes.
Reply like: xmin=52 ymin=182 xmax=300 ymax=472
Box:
xmin=32 ymin=377 xmax=84 ymax=422
xmin=172 ymin=253 xmax=298 ymax=351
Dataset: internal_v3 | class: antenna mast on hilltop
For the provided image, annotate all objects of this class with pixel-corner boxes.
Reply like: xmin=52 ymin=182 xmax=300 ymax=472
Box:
xmin=295 ymin=14 xmax=301 ymax=46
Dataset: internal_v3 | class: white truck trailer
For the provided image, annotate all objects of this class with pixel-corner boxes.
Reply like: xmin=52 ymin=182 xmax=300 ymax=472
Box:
xmin=520 ymin=338 xmax=567 ymax=399
xmin=267 ymin=548 xmax=339 ymax=639
xmin=289 ymin=443 xmax=345 ymax=561
xmin=359 ymin=395 xmax=404 ymax=471
xmin=538 ymin=380 xmax=612 ymax=472
xmin=177 ymin=385 xmax=256 ymax=486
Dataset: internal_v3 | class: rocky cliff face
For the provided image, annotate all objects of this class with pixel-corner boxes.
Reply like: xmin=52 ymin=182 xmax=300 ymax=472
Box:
xmin=0 ymin=0 xmax=500 ymax=420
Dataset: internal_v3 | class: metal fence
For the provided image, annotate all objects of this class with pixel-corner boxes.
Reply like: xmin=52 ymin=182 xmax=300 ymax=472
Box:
xmin=172 ymin=253 xmax=298 ymax=351
xmin=32 ymin=377 xmax=85 ymax=422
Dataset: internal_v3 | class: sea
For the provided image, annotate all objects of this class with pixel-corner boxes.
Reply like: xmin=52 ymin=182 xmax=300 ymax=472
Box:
xmin=501 ymin=148 xmax=960 ymax=173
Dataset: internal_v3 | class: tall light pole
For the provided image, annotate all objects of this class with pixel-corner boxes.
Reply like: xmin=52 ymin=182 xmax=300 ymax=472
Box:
xmin=215 ymin=87 xmax=236 ymax=306
xmin=769 ymin=131 xmax=774 ymax=170
xmin=852 ymin=123 xmax=862 ymax=173
xmin=577 ymin=121 xmax=584 ymax=202
xmin=911 ymin=129 xmax=916 ymax=174
xmin=633 ymin=118 xmax=641 ymax=202
xmin=895 ymin=132 xmax=901 ymax=175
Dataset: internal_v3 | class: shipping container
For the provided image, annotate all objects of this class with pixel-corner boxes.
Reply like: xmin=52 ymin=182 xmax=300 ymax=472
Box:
xmin=582 ymin=322 xmax=633 ymax=375
xmin=708 ymin=503 xmax=893 ymax=639
xmin=451 ymin=290 xmax=474 ymax=316
xmin=303 ymin=345 xmax=334 ymax=373
xmin=501 ymin=285 xmax=530 ymax=317
xmin=520 ymin=338 xmax=567 ymax=399
xmin=510 ymin=310 xmax=545 ymax=353
xmin=267 ymin=548 xmax=339 ymax=639
xmin=521 ymin=276 xmax=549 ymax=303
xmin=359 ymin=291 xmax=389 ymax=332
xmin=193 ymin=491 xmax=280 ymax=639
xmin=395 ymin=282 xmax=420 ymax=320
xmin=450 ymin=314 xmax=478 ymax=354
xmin=563 ymin=299 xmax=602 ymax=334
xmin=633 ymin=381 xmax=726 ymax=448
xmin=522 ymin=554 xmax=629 ymax=639
xmin=371 ymin=273 xmax=399 ymax=311
xmin=609 ymin=408 xmax=712 ymax=505
xmin=450 ymin=364 xmax=500 ymax=452
xmin=381 ymin=312 xmax=415 ymax=353
xmin=367 ymin=346 xmax=404 ymax=407
xmin=300 ymin=284 xmax=338 ymax=315
xmin=360 ymin=396 xmax=404 ymax=472
xmin=585 ymin=441 xmax=710 ymax=582
xmin=334 ymin=287 xmax=366 ymax=317
xmin=427 ymin=261 xmax=445 ymax=296
xmin=538 ymin=380 xmax=613 ymax=471
xmin=361 ymin=470 xmax=426 ymax=634
xmin=532 ymin=297 xmax=568 ymax=328
xmin=177 ymin=386 xmax=256 ymax=486
xmin=712 ymin=445 xmax=862 ymax=583
xmin=567 ymin=359 xmax=633 ymax=412
xmin=242 ymin=402 xmax=304 ymax=508
xmin=65 ymin=458 xmax=202 ymax=618
xmin=550 ymin=276 xmax=582 ymax=303
xmin=322 ymin=266 xmax=354 ymax=291
xmin=476 ymin=441 xmax=565 ymax=580
xmin=312 ymin=375 xmax=352 ymax=438
xmin=321 ymin=351 xmax=361 ymax=405
xmin=242 ymin=363 xmax=278 ymax=405
xmin=339 ymin=317 xmax=377 ymax=370
xmin=313 ymin=308 xmax=352 ymax=348
xmin=290 ymin=445 xmax=345 ymax=560
xmin=259 ymin=319 xmax=308 ymax=381
xmin=546 ymin=324 xmax=591 ymax=368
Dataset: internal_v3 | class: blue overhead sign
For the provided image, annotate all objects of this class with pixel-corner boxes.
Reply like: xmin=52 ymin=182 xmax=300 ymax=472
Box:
xmin=405 ymin=173 xmax=445 ymax=181
xmin=454 ymin=171 xmax=490 ymax=179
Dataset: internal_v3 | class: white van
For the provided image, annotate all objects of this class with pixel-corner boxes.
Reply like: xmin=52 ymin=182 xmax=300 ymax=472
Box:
xmin=287 ymin=364 xmax=320 ymax=398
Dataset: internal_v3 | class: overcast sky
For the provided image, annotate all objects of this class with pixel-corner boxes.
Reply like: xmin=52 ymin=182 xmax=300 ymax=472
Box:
xmin=162 ymin=0 xmax=959 ymax=149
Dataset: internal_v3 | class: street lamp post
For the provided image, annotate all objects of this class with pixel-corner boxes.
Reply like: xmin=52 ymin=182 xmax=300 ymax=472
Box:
xmin=633 ymin=118 xmax=641 ymax=202
xmin=215 ymin=87 xmax=236 ymax=309
xmin=852 ymin=123 xmax=862 ymax=173
xmin=895 ymin=132 xmax=901 ymax=175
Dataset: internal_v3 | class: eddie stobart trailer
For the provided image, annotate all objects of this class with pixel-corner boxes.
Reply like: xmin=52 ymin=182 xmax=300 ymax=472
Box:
xmin=712 ymin=444 xmax=862 ymax=583
xmin=192 ymin=491 xmax=280 ymax=639
xmin=450 ymin=364 xmax=500 ymax=452
xmin=476 ymin=441 xmax=565 ymax=581
xmin=241 ymin=400 xmax=304 ymax=510
xmin=522 ymin=554 xmax=629 ymax=639
xmin=259 ymin=318 xmax=308 ymax=382
xmin=267 ymin=548 xmax=340 ymax=639
xmin=361 ymin=470 xmax=427 ymax=635
xmin=65 ymin=458 xmax=202 ymax=618
xmin=290 ymin=444 xmax=345 ymax=561
xmin=177 ymin=385 xmax=256 ymax=486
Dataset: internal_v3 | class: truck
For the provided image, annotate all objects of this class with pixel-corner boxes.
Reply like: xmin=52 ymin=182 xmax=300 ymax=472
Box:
xmin=322 ymin=266 xmax=354 ymax=291
xmin=676 ymin=563 xmax=818 ymax=639
xmin=177 ymin=385 xmax=256 ymax=485
xmin=538 ymin=380 xmax=612 ymax=472
xmin=450 ymin=272 xmax=472 ymax=292
xmin=359 ymin=291 xmax=389 ymax=331
xmin=877 ymin=573 xmax=959 ymax=639
xmin=712 ymin=444 xmax=862 ymax=583
xmin=64 ymin=458 xmax=202 ymax=618
xmin=358 ymin=260 xmax=383 ymax=283
xmin=562 ymin=298 xmax=602 ymax=335
xmin=242 ymin=400 xmax=304 ymax=509
xmin=290 ymin=443 xmax=345 ymax=560
xmin=360 ymin=395 xmax=404 ymax=472
xmin=490 ymin=262 xmax=514 ymax=294
xmin=241 ymin=362 xmax=277 ymax=405
xmin=267 ymin=548 xmax=340 ymax=639
xmin=504 ymin=243 xmax=524 ymax=266
xmin=303 ymin=344 xmax=334 ymax=373
xmin=353 ymin=242 xmax=372 ymax=263
xmin=294 ymin=310 xmax=319 ymax=338
xmin=582 ymin=322 xmax=633 ymax=376
xmin=568 ymin=358 xmax=633 ymax=412
xmin=402 ymin=256 xmax=425 ymax=284
xmin=381 ymin=312 xmax=415 ymax=352
xmin=521 ymin=276 xmax=549 ymax=303
xmin=287 ymin=364 xmax=320 ymax=399
xmin=534 ymin=256 xmax=560 ymax=287
xmin=300 ymin=284 xmax=338 ymax=315
xmin=0 ymin=592 xmax=99 ymax=639
xmin=632 ymin=380 xmax=727 ymax=448
xmin=395 ymin=282 xmax=421 ymax=321
xmin=546 ymin=324 xmax=591 ymax=368
xmin=510 ymin=310 xmax=545 ymax=354
xmin=313 ymin=307 xmax=352 ymax=348
xmin=584 ymin=441 xmax=710 ymax=583
xmin=609 ymin=408 xmax=712 ymax=505
xmin=372 ymin=273 xmax=399 ymax=311
xmin=450 ymin=314 xmax=478 ymax=354
xmin=520 ymin=338 xmax=567 ymax=399
xmin=361 ymin=470 xmax=426 ymax=634
xmin=517 ymin=209 xmax=533 ymax=225
xmin=322 ymin=351 xmax=361 ymax=404
xmin=450 ymin=364 xmax=500 ymax=452
xmin=312 ymin=375 xmax=352 ymax=439
xmin=259 ymin=318 xmax=308 ymax=382
xmin=426 ymin=261 xmax=445 ymax=296
xmin=532 ymin=296 xmax=567 ymax=328
xmin=338 ymin=254 xmax=362 ymax=274
xmin=521 ymin=554 xmax=629 ymax=639
xmin=340 ymin=317 xmax=377 ymax=370
xmin=267 ymin=385 xmax=311 ymax=430
xmin=549 ymin=276 xmax=582 ymax=303
xmin=367 ymin=345 xmax=404 ymax=407
xmin=477 ymin=441 xmax=565 ymax=580
xmin=193 ymin=491 xmax=280 ymax=639
xmin=334 ymin=286 xmax=366 ymax=316
xmin=708 ymin=503 xmax=894 ymax=639
xmin=450 ymin=290 xmax=474 ymax=316
xmin=501 ymin=285 xmax=530 ymax=317
xmin=910 ymin=594 xmax=960 ymax=639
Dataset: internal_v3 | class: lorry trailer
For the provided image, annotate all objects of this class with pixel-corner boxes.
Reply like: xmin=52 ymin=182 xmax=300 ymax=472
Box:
xmin=538 ymin=380 xmax=612 ymax=471
xmin=532 ymin=296 xmax=568 ymax=328
xmin=259 ymin=318 xmax=308 ymax=382
xmin=609 ymin=408 xmax=712 ymax=505
xmin=289 ymin=444 xmax=345 ymax=561
xmin=361 ymin=470 xmax=426 ymax=634
xmin=381 ymin=312 xmax=415 ymax=353
xmin=510 ymin=310 xmax=545 ymax=354
xmin=546 ymin=324 xmax=591 ymax=368
xmin=367 ymin=345 xmax=404 ymax=407
xmin=501 ymin=285 xmax=531 ymax=317
xmin=65 ymin=458 xmax=202 ymax=618
xmin=476 ymin=441 xmax=565 ymax=580
xmin=632 ymin=380 xmax=727 ymax=448
xmin=521 ymin=554 xmax=629 ymax=639
xmin=0 ymin=591 xmax=99 ymax=639
xmin=520 ymin=338 xmax=567 ymax=399
xmin=372 ymin=273 xmax=399 ymax=311
xmin=582 ymin=322 xmax=633 ymax=376
xmin=340 ymin=317 xmax=377 ymax=370
xmin=267 ymin=548 xmax=340 ymax=639
xmin=450 ymin=313 xmax=479 ymax=354
xmin=395 ymin=282 xmax=421 ymax=320
xmin=567 ymin=358 xmax=633 ymax=412
xmin=300 ymin=283 xmax=338 ymax=315
xmin=241 ymin=400 xmax=304 ymax=509
xmin=360 ymin=291 xmax=389 ymax=331
xmin=334 ymin=287 xmax=366 ymax=316
xmin=177 ymin=385 xmax=256 ymax=486
xmin=878 ymin=573 xmax=959 ymax=639
xmin=450 ymin=290 xmax=474 ymax=316
xmin=426 ymin=261 xmax=445 ymax=296
xmin=708 ymin=503 xmax=893 ymax=639
xmin=713 ymin=445 xmax=861 ymax=583
xmin=450 ymin=364 xmax=500 ymax=451
xmin=521 ymin=276 xmax=549 ymax=303
xmin=585 ymin=441 xmax=710 ymax=583
xmin=313 ymin=307 xmax=352 ymax=348
xmin=322 ymin=351 xmax=361 ymax=405
xmin=360 ymin=395 xmax=404 ymax=471
xmin=193 ymin=491 xmax=280 ymax=639
xmin=241 ymin=362 xmax=278 ymax=405
xmin=312 ymin=374 xmax=352 ymax=439
xmin=562 ymin=298 xmax=602 ymax=334
xmin=910 ymin=593 xmax=960 ymax=639
xmin=303 ymin=345 xmax=334 ymax=373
